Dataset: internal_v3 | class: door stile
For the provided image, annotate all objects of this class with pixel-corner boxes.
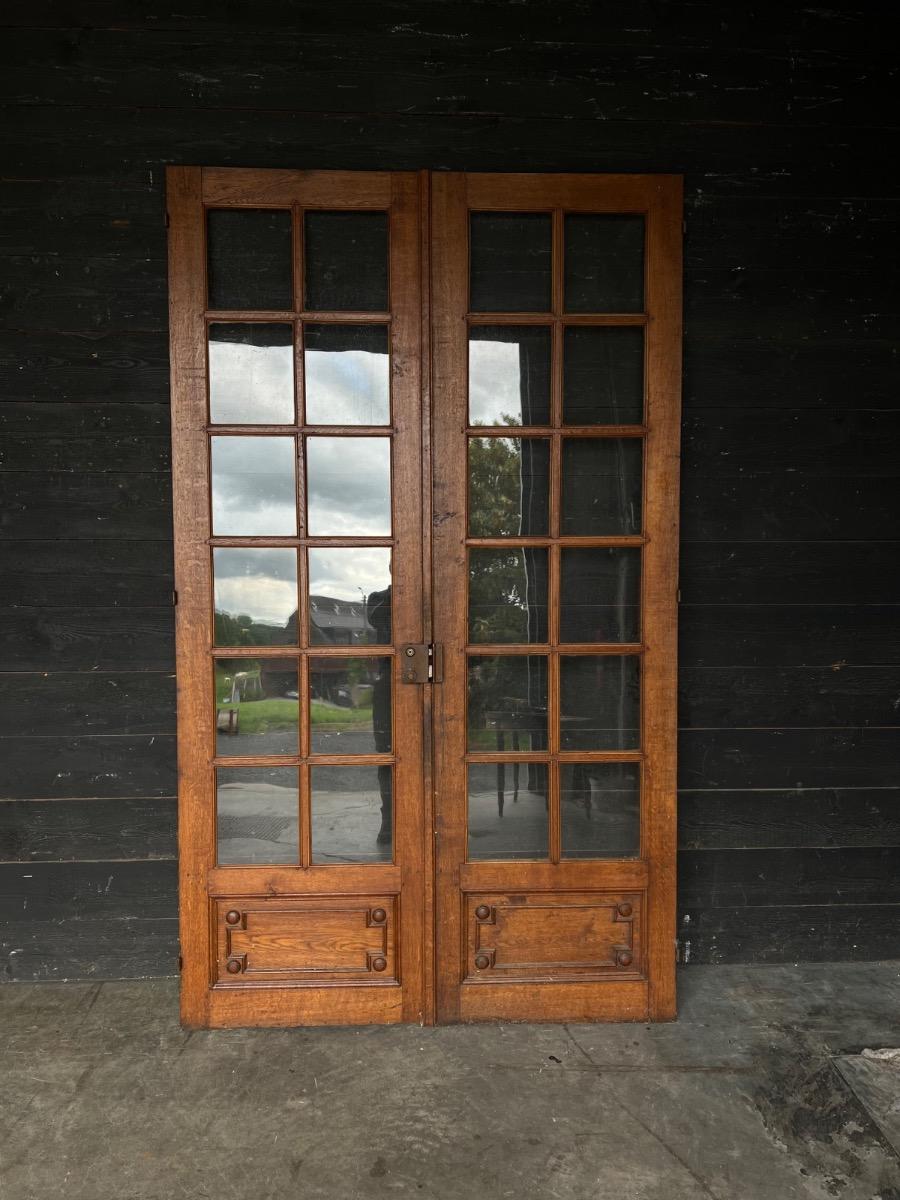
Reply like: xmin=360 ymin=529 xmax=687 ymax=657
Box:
xmin=639 ymin=176 xmax=682 ymax=1020
xmin=167 ymin=166 xmax=215 ymax=1027
xmin=430 ymin=173 xmax=470 ymax=1022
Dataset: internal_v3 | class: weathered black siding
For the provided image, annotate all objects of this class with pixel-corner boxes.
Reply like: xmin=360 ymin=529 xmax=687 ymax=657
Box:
xmin=1 ymin=1 xmax=898 ymax=979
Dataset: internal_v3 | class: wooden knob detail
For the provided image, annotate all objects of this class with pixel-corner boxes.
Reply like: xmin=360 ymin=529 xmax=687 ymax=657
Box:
xmin=617 ymin=902 xmax=633 ymax=918
xmin=225 ymin=958 xmax=243 ymax=975
xmin=616 ymin=950 xmax=634 ymax=968
xmin=371 ymin=956 xmax=387 ymax=972
xmin=371 ymin=908 xmax=387 ymax=924
xmin=225 ymin=910 xmax=241 ymax=926
xmin=475 ymin=905 xmax=491 ymax=920
xmin=474 ymin=954 xmax=491 ymax=970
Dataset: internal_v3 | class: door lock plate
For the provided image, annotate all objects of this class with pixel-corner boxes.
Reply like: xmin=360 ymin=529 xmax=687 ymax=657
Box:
xmin=401 ymin=643 xmax=443 ymax=683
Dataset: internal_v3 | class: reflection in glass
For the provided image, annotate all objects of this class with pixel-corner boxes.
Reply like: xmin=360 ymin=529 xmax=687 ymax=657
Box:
xmin=210 ymin=436 xmax=297 ymax=535
xmin=467 ymin=763 xmax=549 ymax=861
xmin=213 ymin=548 xmax=298 ymax=646
xmin=470 ymin=213 xmax=552 ymax=312
xmin=304 ymin=211 xmax=389 ymax=312
xmin=306 ymin=436 xmax=391 ymax=536
xmin=304 ymin=325 xmax=389 ymax=425
xmin=468 ymin=326 xmax=551 ymax=426
xmin=563 ymin=326 xmax=644 ymax=426
xmin=209 ymin=324 xmax=295 ymax=425
xmin=216 ymin=766 xmax=298 ymax=865
xmin=467 ymin=655 xmax=548 ymax=751
xmin=207 ymin=209 xmax=293 ymax=311
xmin=561 ymin=762 xmax=640 ymax=859
xmin=560 ymin=655 xmax=640 ymax=750
xmin=215 ymin=662 xmax=298 ymax=756
xmin=560 ymin=548 xmax=641 ymax=643
xmin=468 ymin=548 xmax=548 ymax=644
xmin=308 ymin=548 xmax=391 ymax=645
xmin=309 ymin=656 xmax=391 ymax=755
xmin=311 ymin=766 xmax=392 ymax=863
xmin=561 ymin=439 xmax=642 ymax=536
xmin=468 ymin=437 xmax=550 ymax=537
xmin=564 ymin=214 xmax=645 ymax=313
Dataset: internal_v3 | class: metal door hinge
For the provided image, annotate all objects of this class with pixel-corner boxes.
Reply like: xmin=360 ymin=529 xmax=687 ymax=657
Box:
xmin=401 ymin=643 xmax=443 ymax=684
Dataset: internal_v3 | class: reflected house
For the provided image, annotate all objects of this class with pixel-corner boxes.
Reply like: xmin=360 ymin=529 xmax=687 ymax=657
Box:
xmin=258 ymin=594 xmax=378 ymax=701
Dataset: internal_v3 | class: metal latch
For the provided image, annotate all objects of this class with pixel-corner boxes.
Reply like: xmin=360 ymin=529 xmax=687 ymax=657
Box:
xmin=401 ymin=643 xmax=443 ymax=683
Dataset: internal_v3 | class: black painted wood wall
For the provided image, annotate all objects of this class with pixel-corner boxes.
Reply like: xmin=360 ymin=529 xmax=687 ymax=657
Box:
xmin=1 ymin=1 xmax=898 ymax=980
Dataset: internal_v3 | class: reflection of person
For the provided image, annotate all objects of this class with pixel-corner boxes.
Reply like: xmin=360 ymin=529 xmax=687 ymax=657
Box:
xmin=366 ymin=586 xmax=393 ymax=845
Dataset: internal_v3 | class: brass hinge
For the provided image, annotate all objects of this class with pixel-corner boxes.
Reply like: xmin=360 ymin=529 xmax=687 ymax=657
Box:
xmin=401 ymin=643 xmax=443 ymax=684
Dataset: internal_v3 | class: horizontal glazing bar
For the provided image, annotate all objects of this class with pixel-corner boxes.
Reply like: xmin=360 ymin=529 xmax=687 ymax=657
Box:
xmin=467 ymin=312 xmax=647 ymax=325
xmin=467 ymin=536 xmax=646 ymax=548
xmin=466 ymin=426 xmax=646 ymax=438
xmin=466 ymin=644 xmax=643 ymax=656
xmin=209 ymin=537 xmax=395 ymax=548
xmin=212 ymin=646 xmax=394 ymax=658
xmin=207 ymin=426 xmax=395 ymax=436
xmin=206 ymin=310 xmax=393 ymax=323
xmin=466 ymin=751 xmax=643 ymax=764
xmin=214 ymin=754 xmax=395 ymax=768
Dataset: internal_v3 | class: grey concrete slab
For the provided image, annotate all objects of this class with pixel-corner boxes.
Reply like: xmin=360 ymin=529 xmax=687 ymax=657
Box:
xmin=835 ymin=1054 xmax=900 ymax=1157
xmin=1 ymin=965 xmax=899 ymax=1199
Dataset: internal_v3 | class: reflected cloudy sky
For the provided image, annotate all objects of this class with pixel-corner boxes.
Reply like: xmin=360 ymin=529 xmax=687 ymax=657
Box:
xmin=209 ymin=327 xmax=294 ymax=424
xmin=468 ymin=338 xmax=524 ymax=426
xmin=213 ymin=547 xmax=297 ymax=627
xmin=306 ymin=436 xmax=391 ymax=535
xmin=305 ymin=326 xmax=389 ymax=425
xmin=211 ymin=436 xmax=298 ymax=535
xmin=308 ymin=547 xmax=391 ymax=601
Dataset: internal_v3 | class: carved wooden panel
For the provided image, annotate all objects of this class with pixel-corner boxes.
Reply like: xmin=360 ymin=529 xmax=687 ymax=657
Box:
xmin=463 ymin=891 xmax=643 ymax=983
xmin=214 ymin=896 xmax=397 ymax=986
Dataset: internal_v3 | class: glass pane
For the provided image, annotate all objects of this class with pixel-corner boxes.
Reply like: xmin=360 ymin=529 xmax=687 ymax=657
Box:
xmin=309 ymin=656 xmax=391 ymax=754
xmin=467 ymin=762 xmax=549 ymax=861
xmin=304 ymin=211 xmax=388 ymax=312
xmin=563 ymin=326 xmax=644 ymax=426
xmin=561 ymin=762 xmax=640 ymax=859
xmin=304 ymin=324 xmax=389 ymax=425
xmin=308 ymin=548 xmax=391 ymax=646
xmin=468 ymin=437 xmax=550 ymax=537
xmin=210 ymin=436 xmax=297 ymax=535
xmin=470 ymin=213 xmax=552 ymax=312
xmin=213 ymin=548 xmax=298 ymax=647
xmin=467 ymin=655 xmax=548 ymax=751
xmin=560 ymin=548 xmax=640 ymax=643
xmin=208 ymin=323 xmax=294 ymax=425
xmin=306 ymin=436 xmax=391 ymax=536
xmin=207 ymin=210 xmax=293 ymax=311
xmin=561 ymin=439 xmax=642 ymax=536
xmin=216 ymin=766 xmax=298 ymax=865
xmin=311 ymin=765 xmax=392 ymax=863
xmin=560 ymin=655 xmax=640 ymax=750
xmin=564 ymin=214 xmax=645 ymax=313
xmin=215 ymin=662 xmax=298 ymax=756
xmin=468 ymin=326 xmax=551 ymax=426
xmin=468 ymin=547 xmax=548 ymax=644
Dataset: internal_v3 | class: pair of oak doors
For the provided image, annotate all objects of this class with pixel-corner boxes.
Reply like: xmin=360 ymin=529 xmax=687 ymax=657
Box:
xmin=167 ymin=167 xmax=681 ymax=1028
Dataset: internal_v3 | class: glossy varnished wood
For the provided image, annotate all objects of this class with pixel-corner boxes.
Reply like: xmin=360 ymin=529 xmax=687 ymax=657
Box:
xmin=431 ymin=172 xmax=682 ymax=1024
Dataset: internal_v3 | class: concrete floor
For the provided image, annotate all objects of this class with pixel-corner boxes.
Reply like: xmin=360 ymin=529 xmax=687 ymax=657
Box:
xmin=2 ymin=963 xmax=899 ymax=1199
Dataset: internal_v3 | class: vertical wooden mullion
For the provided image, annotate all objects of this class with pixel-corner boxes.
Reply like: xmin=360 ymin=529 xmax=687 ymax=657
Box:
xmin=431 ymin=173 xmax=469 ymax=1023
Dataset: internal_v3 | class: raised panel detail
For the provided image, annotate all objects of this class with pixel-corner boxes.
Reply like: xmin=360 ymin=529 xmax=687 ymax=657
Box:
xmin=214 ymin=896 xmax=397 ymax=986
xmin=464 ymin=892 xmax=642 ymax=983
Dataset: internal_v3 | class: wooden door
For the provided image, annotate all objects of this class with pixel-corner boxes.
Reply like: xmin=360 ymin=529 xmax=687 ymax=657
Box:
xmin=167 ymin=168 xmax=427 ymax=1026
xmin=431 ymin=174 xmax=682 ymax=1023
xmin=168 ymin=168 xmax=681 ymax=1027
